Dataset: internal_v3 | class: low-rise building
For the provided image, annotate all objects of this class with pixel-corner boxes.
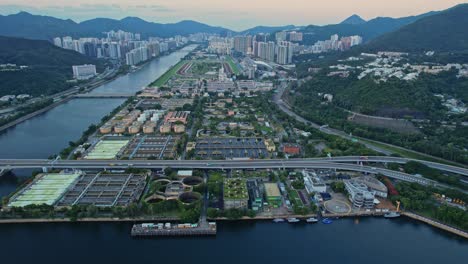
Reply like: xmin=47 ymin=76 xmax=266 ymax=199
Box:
xmin=164 ymin=111 xmax=190 ymax=124
xmin=72 ymin=64 xmax=96 ymax=80
xmin=224 ymin=178 xmax=249 ymax=210
xmin=159 ymin=123 xmax=172 ymax=134
xmin=173 ymin=124 xmax=186 ymax=133
xmin=344 ymin=179 xmax=375 ymax=208
xmin=352 ymin=175 xmax=388 ymax=198
xmin=302 ymin=170 xmax=327 ymax=194
xmin=283 ymin=144 xmax=300 ymax=155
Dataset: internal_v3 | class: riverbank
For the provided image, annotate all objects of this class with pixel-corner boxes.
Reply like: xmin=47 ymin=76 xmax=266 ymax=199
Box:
xmin=1 ymin=212 xmax=466 ymax=239
xmin=401 ymin=211 xmax=468 ymax=239
xmin=0 ymin=72 xmax=121 ymax=134
xmin=0 ymin=54 xmax=163 ymax=134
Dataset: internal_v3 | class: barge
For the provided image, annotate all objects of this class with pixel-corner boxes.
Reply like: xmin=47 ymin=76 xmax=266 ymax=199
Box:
xmin=131 ymin=222 xmax=217 ymax=237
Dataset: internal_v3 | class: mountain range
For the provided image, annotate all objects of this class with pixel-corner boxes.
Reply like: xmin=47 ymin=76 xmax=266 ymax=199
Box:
xmin=0 ymin=9 xmax=441 ymax=43
xmin=299 ymin=11 xmax=438 ymax=45
xmin=0 ymin=12 xmax=233 ymax=40
xmin=340 ymin=15 xmax=366 ymax=25
xmin=362 ymin=4 xmax=468 ymax=52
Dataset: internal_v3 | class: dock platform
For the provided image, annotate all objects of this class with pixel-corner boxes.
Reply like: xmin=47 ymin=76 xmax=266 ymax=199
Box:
xmin=131 ymin=222 xmax=216 ymax=237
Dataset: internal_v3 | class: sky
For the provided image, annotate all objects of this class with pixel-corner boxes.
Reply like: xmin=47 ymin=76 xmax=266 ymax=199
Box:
xmin=0 ymin=0 xmax=467 ymax=31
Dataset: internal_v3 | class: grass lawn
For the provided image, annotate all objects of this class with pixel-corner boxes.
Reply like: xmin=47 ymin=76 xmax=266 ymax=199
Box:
xmin=150 ymin=60 xmax=187 ymax=87
xmin=226 ymin=56 xmax=240 ymax=75
xmin=288 ymin=189 xmax=303 ymax=206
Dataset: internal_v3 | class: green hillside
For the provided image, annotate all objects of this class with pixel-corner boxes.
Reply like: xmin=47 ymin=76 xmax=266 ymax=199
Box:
xmin=363 ymin=4 xmax=468 ymax=52
xmin=0 ymin=36 xmax=104 ymax=97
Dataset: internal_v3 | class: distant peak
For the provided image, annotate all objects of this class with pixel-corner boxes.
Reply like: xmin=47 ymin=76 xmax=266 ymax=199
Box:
xmin=340 ymin=14 xmax=366 ymax=25
xmin=15 ymin=11 xmax=32 ymax=16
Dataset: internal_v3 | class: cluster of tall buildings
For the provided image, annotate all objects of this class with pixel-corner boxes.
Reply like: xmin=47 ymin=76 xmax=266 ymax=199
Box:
xmin=275 ymin=31 xmax=303 ymax=42
xmin=208 ymin=33 xmax=296 ymax=65
xmin=53 ymin=30 xmax=189 ymax=65
xmin=309 ymin=34 xmax=363 ymax=53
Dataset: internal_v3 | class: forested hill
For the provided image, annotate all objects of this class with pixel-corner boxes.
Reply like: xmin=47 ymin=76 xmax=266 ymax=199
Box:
xmin=362 ymin=4 xmax=468 ymax=52
xmin=0 ymin=36 xmax=103 ymax=97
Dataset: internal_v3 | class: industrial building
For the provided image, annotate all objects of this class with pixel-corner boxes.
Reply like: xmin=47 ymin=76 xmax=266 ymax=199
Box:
xmin=247 ymin=179 xmax=264 ymax=211
xmin=121 ymin=135 xmax=179 ymax=159
xmin=302 ymin=169 xmax=327 ymax=194
xmin=58 ymin=172 xmax=147 ymax=207
xmin=224 ymin=178 xmax=249 ymax=210
xmin=195 ymin=137 xmax=269 ymax=159
xmin=8 ymin=171 xmax=83 ymax=207
xmin=84 ymin=138 xmax=129 ymax=160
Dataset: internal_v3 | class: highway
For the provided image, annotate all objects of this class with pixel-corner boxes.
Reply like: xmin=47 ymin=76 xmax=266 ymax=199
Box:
xmin=1 ymin=156 xmax=467 ymax=176
xmin=0 ymin=158 xmax=430 ymax=183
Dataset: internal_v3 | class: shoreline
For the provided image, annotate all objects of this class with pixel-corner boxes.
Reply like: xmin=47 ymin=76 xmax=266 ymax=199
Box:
xmin=0 ymin=212 xmax=466 ymax=239
xmin=0 ymin=57 xmax=158 ymax=134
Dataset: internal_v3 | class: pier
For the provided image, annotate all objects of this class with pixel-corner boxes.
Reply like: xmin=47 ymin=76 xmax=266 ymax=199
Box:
xmin=131 ymin=222 xmax=217 ymax=237
xmin=402 ymin=212 xmax=468 ymax=239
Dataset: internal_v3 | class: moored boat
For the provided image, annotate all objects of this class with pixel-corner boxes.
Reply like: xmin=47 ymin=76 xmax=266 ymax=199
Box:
xmin=322 ymin=218 xmax=333 ymax=224
xmin=384 ymin=212 xmax=401 ymax=218
xmin=306 ymin=217 xmax=318 ymax=223
xmin=273 ymin=218 xmax=285 ymax=223
xmin=287 ymin=218 xmax=300 ymax=223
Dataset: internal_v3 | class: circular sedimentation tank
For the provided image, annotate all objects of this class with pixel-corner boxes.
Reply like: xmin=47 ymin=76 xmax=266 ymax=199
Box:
xmin=182 ymin=176 xmax=203 ymax=186
xmin=179 ymin=192 xmax=201 ymax=204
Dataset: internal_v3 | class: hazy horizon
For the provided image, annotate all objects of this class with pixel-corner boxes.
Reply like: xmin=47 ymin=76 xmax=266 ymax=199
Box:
xmin=0 ymin=0 xmax=467 ymax=31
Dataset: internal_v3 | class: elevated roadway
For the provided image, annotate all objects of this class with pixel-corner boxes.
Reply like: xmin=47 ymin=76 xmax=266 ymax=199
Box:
xmin=1 ymin=158 xmax=468 ymax=192
xmin=4 ymin=156 xmax=466 ymax=176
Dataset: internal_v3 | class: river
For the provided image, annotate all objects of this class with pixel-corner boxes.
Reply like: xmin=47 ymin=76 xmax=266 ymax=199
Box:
xmin=0 ymin=219 xmax=466 ymax=264
xmin=0 ymin=45 xmax=466 ymax=262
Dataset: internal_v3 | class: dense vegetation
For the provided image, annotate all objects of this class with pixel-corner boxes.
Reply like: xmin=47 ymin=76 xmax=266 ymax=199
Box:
xmin=289 ymin=68 xmax=468 ymax=164
xmin=362 ymin=4 xmax=468 ymax=52
xmin=292 ymin=69 xmax=468 ymax=119
xmin=392 ymin=182 xmax=468 ymax=231
xmin=0 ymin=36 xmax=104 ymax=97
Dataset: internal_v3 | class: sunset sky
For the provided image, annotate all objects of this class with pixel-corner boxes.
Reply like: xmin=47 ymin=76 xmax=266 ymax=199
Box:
xmin=0 ymin=0 xmax=467 ymax=30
